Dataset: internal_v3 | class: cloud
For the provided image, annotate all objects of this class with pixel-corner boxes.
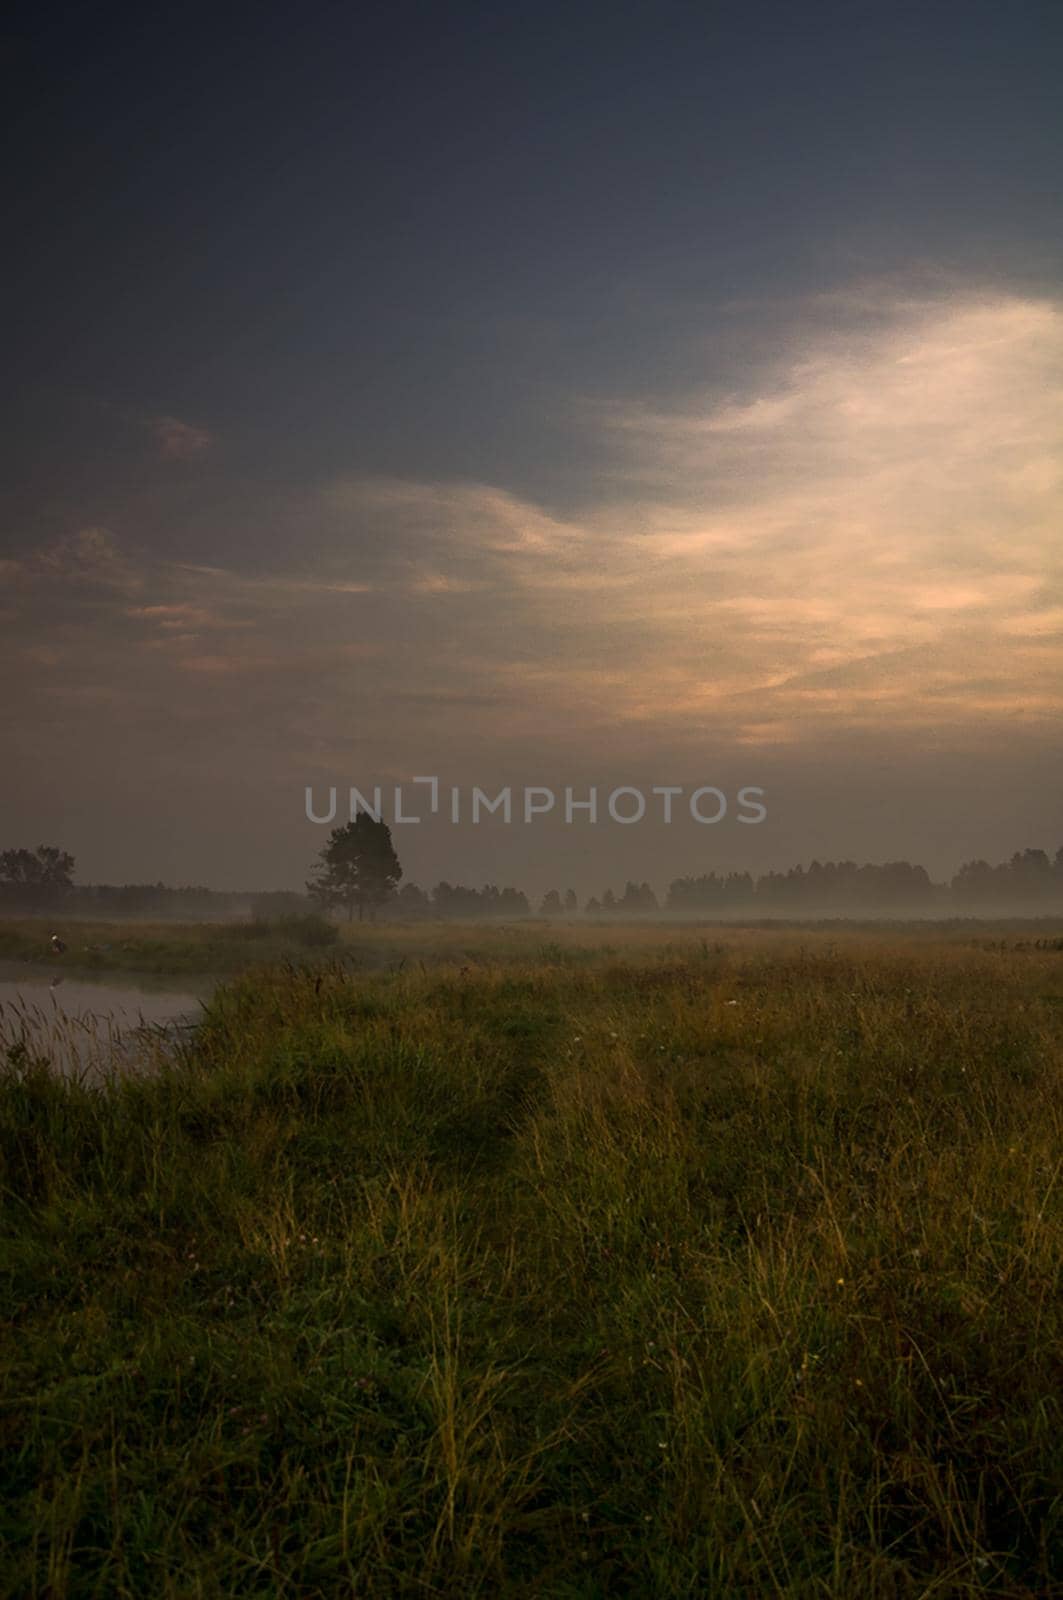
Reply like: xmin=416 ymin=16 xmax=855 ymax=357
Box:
xmin=9 ymin=528 xmax=144 ymax=595
xmin=298 ymin=286 xmax=1063 ymax=751
xmin=168 ymin=563 xmax=374 ymax=598
xmin=124 ymin=602 xmax=254 ymax=632
xmin=152 ymin=415 xmax=212 ymax=459
xmin=3 ymin=284 xmax=1061 ymax=779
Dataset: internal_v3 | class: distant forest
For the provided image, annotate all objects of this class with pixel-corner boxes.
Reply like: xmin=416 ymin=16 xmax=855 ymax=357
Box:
xmin=3 ymin=843 xmax=1063 ymax=919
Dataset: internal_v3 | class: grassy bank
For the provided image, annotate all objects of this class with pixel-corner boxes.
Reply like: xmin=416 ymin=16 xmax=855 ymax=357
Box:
xmin=2 ymin=933 xmax=1062 ymax=1595
xmin=0 ymin=915 xmax=342 ymax=978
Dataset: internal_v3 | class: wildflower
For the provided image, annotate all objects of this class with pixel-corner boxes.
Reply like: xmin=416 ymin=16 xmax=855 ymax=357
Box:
xmin=836 ymin=1277 xmax=845 ymax=1286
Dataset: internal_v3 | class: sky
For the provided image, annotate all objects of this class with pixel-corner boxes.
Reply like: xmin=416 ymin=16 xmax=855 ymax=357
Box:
xmin=3 ymin=0 xmax=1062 ymax=896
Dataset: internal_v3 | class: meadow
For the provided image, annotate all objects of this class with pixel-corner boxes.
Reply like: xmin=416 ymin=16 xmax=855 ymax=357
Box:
xmin=2 ymin=920 xmax=1062 ymax=1596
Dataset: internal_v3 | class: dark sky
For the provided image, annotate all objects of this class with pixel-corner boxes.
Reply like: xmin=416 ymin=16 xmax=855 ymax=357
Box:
xmin=3 ymin=1 xmax=1062 ymax=892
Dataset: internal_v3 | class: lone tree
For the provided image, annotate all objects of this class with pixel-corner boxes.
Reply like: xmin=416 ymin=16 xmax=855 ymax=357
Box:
xmin=307 ymin=816 xmax=402 ymax=921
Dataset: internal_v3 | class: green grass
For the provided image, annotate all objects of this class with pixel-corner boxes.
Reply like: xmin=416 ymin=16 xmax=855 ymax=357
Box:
xmin=2 ymin=928 xmax=1062 ymax=1595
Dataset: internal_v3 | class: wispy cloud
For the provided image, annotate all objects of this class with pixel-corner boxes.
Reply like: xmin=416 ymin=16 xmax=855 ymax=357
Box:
xmin=151 ymin=415 xmax=212 ymax=459
xmin=5 ymin=528 xmax=143 ymax=595
xmin=125 ymin=602 xmax=253 ymax=631
xmin=168 ymin=563 xmax=374 ymax=597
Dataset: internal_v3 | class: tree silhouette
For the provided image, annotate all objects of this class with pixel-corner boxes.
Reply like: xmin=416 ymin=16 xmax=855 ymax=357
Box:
xmin=307 ymin=817 xmax=401 ymax=922
xmin=431 ymin=881 xmax=529 ymax=918
xmin=0 ymin=845 xmax=75 ymax=907
xmin=620 ymin=880 xmax=658 ymax=912
xmin=0 ymin=845 xmax=75 ymax=890
xmin=397 ymin=882 xmax=429 ymax=914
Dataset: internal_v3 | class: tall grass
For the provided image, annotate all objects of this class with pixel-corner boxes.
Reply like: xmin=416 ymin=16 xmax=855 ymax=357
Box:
xmin=2 ymin=932 xmax=1062 ymax=1595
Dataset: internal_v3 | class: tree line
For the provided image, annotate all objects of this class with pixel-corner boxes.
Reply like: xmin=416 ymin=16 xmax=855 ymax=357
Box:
xmin=305 ymin=825 xmax=1063 ymax=918
xmin=4 ymin=830 xmax=1063 ymax=921
xmin=0 ymin=848 xmax=305 ymax=919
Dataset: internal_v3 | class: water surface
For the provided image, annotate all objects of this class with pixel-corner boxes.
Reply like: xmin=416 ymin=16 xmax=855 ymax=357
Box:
xmin=0 ymin=965 xmax=210 ymax=1081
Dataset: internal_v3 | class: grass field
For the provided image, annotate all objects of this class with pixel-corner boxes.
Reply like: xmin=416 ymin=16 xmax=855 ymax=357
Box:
xmin=3 ymin=911 xmax=1061 ymax=979
xmin=2 ymin=923 xmax=1062 ymax=1595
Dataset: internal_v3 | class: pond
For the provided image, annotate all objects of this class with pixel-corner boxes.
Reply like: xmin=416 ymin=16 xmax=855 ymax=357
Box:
xmin=0 ymin=965 xmax=211 ymax=1082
